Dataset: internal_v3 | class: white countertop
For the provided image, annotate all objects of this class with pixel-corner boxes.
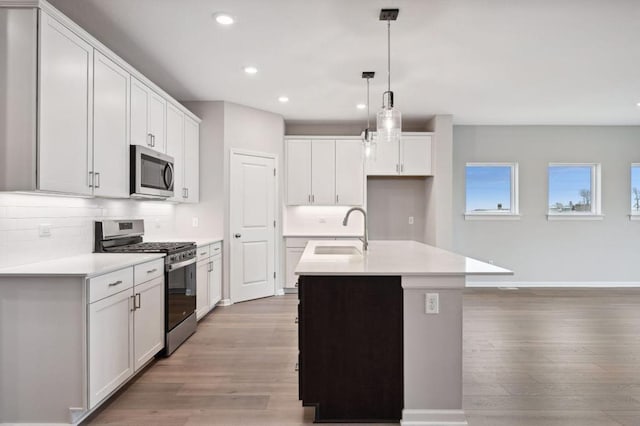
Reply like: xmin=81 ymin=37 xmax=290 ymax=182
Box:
xmin=283 ymin=232 xmax=363 ymax=238
xmin=295 ymin=240 xmax=513 ymax=277
xmin=0 ymin=253 xmax=165 ymax=278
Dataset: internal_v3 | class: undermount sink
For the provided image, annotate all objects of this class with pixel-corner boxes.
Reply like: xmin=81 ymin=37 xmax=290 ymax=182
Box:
xmin=314 ymin=245 xmax=362 ymax=255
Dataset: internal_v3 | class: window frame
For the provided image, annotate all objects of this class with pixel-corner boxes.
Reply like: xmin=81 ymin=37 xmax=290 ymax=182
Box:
xmin=547 ymin=162 xmax=602 ymax=221
xmin=464 ymin=162 xmax=520 ymax=220
xmin=631 ymin=163 xmax=640 ymax=220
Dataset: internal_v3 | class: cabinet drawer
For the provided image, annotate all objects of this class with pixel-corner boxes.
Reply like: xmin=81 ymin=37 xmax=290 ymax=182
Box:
xmin=285 ymin=238 xmax=310 ymax=248
xmin=134 ymin=258 xmax=164 ymax=286
xmin=88 ymin=267 xmax=134 ymax=303
xmin=210 ymin=241 xmax=222 ymax=256
xmin=197 ymin=245 xmax=211 ymax=261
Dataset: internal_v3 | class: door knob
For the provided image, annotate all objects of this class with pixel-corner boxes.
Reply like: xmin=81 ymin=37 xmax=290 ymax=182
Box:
xmin=234 ymin=233 xmax=242 ymax=238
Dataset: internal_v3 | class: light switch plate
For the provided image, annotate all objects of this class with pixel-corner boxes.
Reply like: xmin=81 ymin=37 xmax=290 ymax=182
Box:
xmin=425 ymin=293 xmax=439 ymax=314
xmin=192 ymin=217 xmax=199 ymax=227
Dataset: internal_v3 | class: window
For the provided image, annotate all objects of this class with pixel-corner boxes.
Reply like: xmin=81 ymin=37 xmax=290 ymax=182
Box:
xmin=547 ymin=163 xmax=601 ymax=218
xmin=632 ymin=164 xmax=640 ymax=216
xmin=465 ymin=163 xmax=518 ymax=218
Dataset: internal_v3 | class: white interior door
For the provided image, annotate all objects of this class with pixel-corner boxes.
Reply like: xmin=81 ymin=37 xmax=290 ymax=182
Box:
xmin=230 ymin=152 xmax=276 ymax=303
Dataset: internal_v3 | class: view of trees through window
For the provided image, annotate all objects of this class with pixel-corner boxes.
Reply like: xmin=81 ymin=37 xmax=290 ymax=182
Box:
xmin=632 ymin=165 xmax=640 ymax=213
xmin=465 ymin=165 xmax=512 ymax=213
xmin=548 ymin=165 xmax=593 ymax=213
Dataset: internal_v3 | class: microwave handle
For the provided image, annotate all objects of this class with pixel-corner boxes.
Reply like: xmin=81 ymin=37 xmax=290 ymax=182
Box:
xmin=163 ymin=163 xmax=175 ymax=190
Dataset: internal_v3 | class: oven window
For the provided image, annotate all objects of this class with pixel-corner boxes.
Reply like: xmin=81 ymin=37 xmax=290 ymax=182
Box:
xmin=141 ymin=154 xmax=171 ymax=190
xmin=166 ymin=262 xmax=196 ymax=330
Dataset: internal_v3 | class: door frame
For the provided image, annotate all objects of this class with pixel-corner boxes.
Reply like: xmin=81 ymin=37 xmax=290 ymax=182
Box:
xmin=229 ymin=148 xmax=281 ymax=303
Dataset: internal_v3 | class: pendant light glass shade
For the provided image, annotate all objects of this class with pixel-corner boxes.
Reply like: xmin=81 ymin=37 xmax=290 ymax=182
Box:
xmin=376 ymin=105 xmax=401 ymax=143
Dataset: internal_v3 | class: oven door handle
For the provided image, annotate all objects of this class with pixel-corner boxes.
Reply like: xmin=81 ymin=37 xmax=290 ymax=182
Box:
xmin=166 ymin=257 xmax=197 ymax=271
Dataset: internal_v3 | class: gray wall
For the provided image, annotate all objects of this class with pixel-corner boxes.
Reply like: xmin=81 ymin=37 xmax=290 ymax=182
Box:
xmin=368 ymin=177 xmax=427 ymax=241
xmin=453 ymin=126 xmax=640 ymax=284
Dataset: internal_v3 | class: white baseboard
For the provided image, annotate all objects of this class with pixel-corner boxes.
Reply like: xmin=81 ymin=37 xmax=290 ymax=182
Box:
xmin=401 ymin=409 xmax=467 ymax=425
xmin=466 ymin=281 xmax=640 ymax=288
xmin=218 ymin=298 xmax=233 ymax=306
xmin=275 ymin=289 xmax=285 ymax=296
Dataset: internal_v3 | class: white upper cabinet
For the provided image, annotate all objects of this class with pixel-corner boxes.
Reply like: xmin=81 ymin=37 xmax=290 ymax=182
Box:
xmin=0 ymin=5 xmax=200 ymax=199
xmin=286 ymin=138 xmax=364 ymax=206
xmin=366 ymin=133 xmax=433 ymax=176
xmin=38 ymin=11 xmax=93 ymax=195
xmin=286 ymin=140 xmax=312 ymax=205
xmin=166 ymin=103 xmax=184 ymax=202
xmin=183 ymin=116 xmax=200 ymax=203
xmin=130 ymin=77 xmax=166 ymax=152
xmin=401 ymin=135 xmax=432 ymax=175
xmin=310 ymin=140 xmax=336 ymax=205
xmin=93 ymin=50 xmax=130 ymax=198
xmin=335 ymin=140 xmax=364 ymax=205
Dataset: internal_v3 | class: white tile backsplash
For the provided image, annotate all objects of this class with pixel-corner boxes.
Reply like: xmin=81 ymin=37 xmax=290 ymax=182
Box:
xmin=0 ymin=193 xmax=177 ymax=268
xmin=284 ymin=205 xmax=364 ymax=235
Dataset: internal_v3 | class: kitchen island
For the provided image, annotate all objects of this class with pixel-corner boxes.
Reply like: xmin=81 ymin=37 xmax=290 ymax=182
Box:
xmin=295 ymin=240 xmax=511 ymax=425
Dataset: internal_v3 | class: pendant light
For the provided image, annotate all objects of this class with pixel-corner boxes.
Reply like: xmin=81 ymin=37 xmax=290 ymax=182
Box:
xmin=361 ymin=71 xmax=376 ymax=158
xmin=376 ymin=8 xmax=401 ymax=143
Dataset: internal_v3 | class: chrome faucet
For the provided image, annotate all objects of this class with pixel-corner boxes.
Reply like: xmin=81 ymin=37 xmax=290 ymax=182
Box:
xmin=342 ymin=207 xmax=368 ymax=251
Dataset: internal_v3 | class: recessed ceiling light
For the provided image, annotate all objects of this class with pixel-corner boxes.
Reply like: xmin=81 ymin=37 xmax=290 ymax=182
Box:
xmin=278 ymin=96 xmax=289 ymax=103
xmin=356 ymin=103 xmax=366 ymax=110
xmin=244 ymin=66 xmax=258 ymax=75
xmin=637 ymin=102 xmax=640 ymax=107
xmin=213 ymin=12 xmax=234 ymax=25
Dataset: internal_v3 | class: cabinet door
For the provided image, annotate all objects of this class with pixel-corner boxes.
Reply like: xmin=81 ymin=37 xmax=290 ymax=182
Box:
xmin=401 ymin=135 xmax=432 ymax=176
xmin=208 ymin=254 xmax=222 ymax=308
xmin=166 ymin=103 xmax=184 ymax=202
xmin=88 ymin=288 xmax=134 ymax=409
xmin=311 ymin=140 xmax=336 ymax=205
xmin=196 ymin=259 xmax=209 ymax=321
xmin=285 ymin=248 xmax=305 ymax=289
xmin=183 ymin=116 xmax=200 ymax=203
xmin=133 ymin=276 xmax=165 ymax=371
xmin=38 ymin=12 xmax=93 ymax=195
xmin=148 ymin=89 xmax=166 ymax=152
xmin=365 ymin=138 xmax=400 ymax=176
xmin=93 ymin=51 xmax=130 ymax=198
xmin=335 ymin=140 xmax=364 ymax=205
xmin=130 ymin=77 xmax=150 ymax=147
xmin=286 ymin=140 xmax=312 ymax=205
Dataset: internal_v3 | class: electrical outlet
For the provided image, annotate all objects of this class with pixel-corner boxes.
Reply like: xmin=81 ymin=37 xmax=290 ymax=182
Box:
xmin=319 ymin=217 xmax=326 ymax=223
xmin=192 ymin=217 xmax=199 ymax=227
xmin=408 ymin=216 xmax=414 ymax=225
xmin=39 ymin=224 xmax=51 ymax=238
xmin=425 ymin=293 xmax=439 ymax=314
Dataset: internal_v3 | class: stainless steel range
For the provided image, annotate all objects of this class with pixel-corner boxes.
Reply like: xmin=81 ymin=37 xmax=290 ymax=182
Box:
xmin=95 ymin=219 xmax=197 ymax=355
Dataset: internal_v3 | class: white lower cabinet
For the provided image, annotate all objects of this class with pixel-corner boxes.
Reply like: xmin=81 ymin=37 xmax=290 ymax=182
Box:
xmin=88 ymin=286 xmax=134 ymax=409
xmin=88 ymin=263 xmax=165 ymax=409
xmin=196 ymin=242 xmax=223 ymax=321
xmin=133 ymin=276 xmax=165 ymax=371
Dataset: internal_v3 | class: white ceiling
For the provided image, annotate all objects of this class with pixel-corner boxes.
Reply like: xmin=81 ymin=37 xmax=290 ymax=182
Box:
xmin=49 ymin=0 xmax=640 ymax=125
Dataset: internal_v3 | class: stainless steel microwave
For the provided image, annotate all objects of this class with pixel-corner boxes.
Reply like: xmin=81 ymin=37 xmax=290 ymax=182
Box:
xmin=130 ymin=145 xmax=174 ymax=199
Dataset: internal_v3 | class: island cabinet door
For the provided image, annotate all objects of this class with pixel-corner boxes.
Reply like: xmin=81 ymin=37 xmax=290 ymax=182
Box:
xmin=297 ymin=275 xmax=403 ymax=422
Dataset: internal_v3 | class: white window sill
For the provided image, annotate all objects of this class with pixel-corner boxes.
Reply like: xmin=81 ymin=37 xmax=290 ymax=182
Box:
xmin=630 ymin=215 xmax=640 ymax=221
xmin=547 ymin=214 xmax=604 ymax=221
xmin=464 ymin=213 xmax=521 ymax=221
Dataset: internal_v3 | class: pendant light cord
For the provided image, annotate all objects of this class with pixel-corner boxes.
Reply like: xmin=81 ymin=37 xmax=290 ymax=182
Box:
xmin=387 ymin=19 xmax=391 ymax=94
xmin=366 ymin=77 xmax=371 ymax=131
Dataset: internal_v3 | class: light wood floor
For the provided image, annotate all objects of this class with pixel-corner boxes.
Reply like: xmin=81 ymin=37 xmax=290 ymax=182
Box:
xmin=85 ymin=289 xmax=640 ymax=426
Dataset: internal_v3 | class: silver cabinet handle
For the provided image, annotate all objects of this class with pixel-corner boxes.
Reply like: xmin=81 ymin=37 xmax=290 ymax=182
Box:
xmin=208 ymin=261 xmax=213 ymax=272
xmin=130 ymin=295 xmax=136 ymax=312
xmin=135 ymin=293 xmax=141 ymax=309
xmin=336 ymin=194 xmax=339 ymax=203
xmin=312 ymin=194 xmax=315 ymax=203
xmin=396 ymin=164 xmax=399 ymax=172
xmin=146 ymin=268 xmax=157 ymax=274
xmin=151 ymin=134 xmax=156 ymax=147
xmin=186 ymin=188 xmax=189 ymax=198
xmin=88 ymin=171 xmax=94 ymax=188
xmin=95 ymin=172 xmax=101 ymax=188
xmin=401 ymin=164 xmax=404 ymax=172
xmin=213 ymin=247 xmax=220 ymax=252
xmin=108 ymin=280 xmax=123 ymax=287
xmin=200 ymin=252 xmax=208 ymax=256
xmin=147 ymin=133 xmax=153 ymax=147
xmin=308 ymin=194 xmax=311 ymax=203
